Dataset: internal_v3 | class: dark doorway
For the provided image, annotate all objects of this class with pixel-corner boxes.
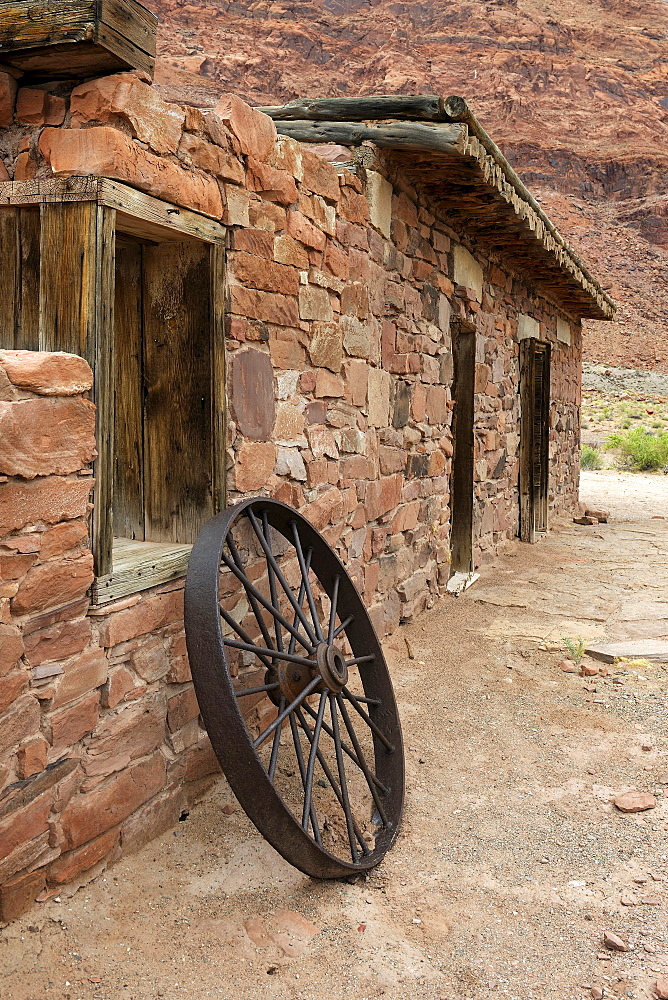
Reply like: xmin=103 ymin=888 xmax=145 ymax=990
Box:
xmin=450 ymin=322 xmax=476 ymax=575
xmin=520 ymin=340 xmax=551 ymax=542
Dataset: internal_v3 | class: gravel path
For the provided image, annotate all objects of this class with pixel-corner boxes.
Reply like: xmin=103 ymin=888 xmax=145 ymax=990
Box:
xmin=2 ymin=478 xmax=668 ymax=1000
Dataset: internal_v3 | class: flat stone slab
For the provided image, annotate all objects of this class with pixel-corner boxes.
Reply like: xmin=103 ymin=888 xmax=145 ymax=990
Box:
xmin=585 ymin=639 xmax=668 ymax=663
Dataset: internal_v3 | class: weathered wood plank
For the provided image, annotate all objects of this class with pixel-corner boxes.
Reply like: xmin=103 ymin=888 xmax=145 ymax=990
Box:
xmin=274 ymin=120 xmax=469 ymax=155
xmin=113 ymin=239 xmax=144 ymax=541
xmin=0 ymin=0 xmax=156 ymax=77
xmin=0 ymin=207 xmax=19 ymax=350
xmin=142 ymin=241 xmax=214 ymax=544
xmin=38 ymin=200 xmax=99 ymax=359
xmin=210 ymin=242 xmax=227 ymax=516
xmin=91 ymin=539 xmax=191 ymax=604
xmin=91 ymin=205 xmax=116 ymax=578
xmin=260 ymin=95 xmax=447 ymax=122
xmin=17 ymin=207 xmax=41 ymax=350
xmin=1 ymin=179 xmax=225 ymax=243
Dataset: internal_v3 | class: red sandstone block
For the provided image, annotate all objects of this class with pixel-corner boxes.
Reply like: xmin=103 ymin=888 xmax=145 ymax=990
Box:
xmin=302 ymin=488 xmax=344 ymax=531
xmin=0 ymin=694 xmax=41 ymax=756
xmin=273 ymin=233 xmax=309 ymax=268
xmin=230 ymin=251 xmax=299 ymax=296
xmin=39 ymin=127 xmax=222 ymax=219
xmin=0 ymin=476 xmax=93 ymax=537
xmin=247 ymin=157 xmax=298 ymax=205
xmin=23 ymin=618 xmax=90 ymax=667
xmin=0 ymin=72 xmax=17 ymax=128
xmin=0 ymin=868 xmax=46 ymax=921
xmin=0 ymin=350 xmax=93 ymax=396
xmin=121 ymin=785 xmax=185 ymax=855
xmin=167 ymin=686 xmax=200 ymax=732
xmin=71 ymin=73 xmax=184 ymax=155
xmin=229 ymin=285 xmax=299 ymax=328
xmin=59 ymin=753 xmax=166 ymax=850
xmin=235 ymin=441 xmax=277 ymax=492
xmin=394 ymin=191 xmax=419 ymax=227
xmin=16 ymin=736 xmax=48 ymax=779
xmin=101 ymin=665 xmax=142 ymax=708
xmin=0 ymin=161 xmax=9 ymax=181
xmin=286 ymin=210 xmax=326 ymax=251
xmin=248 ymin=200 xmax=286 ymax=232
xmin=96 ymin=589 xmax=184 ymax=647
xmin=48 ymin=826 xmax=119 ymax=885
xmin=178 ymin=132 xmax=244 ymax=183
xmin=47 ymin=691 xmax=99 ymax=749
xmin=0 ymin=397 xmax=96 ymax=479
xmin=364 ymin=474 xmax=403 ymax=521
xmin=87 ymin=692 xmax=165 ymax=764
xmin=0 ymin=793 xmax=51 ymax=864
xmin=11 ymin=552 xmax=94 ymax=617
xmin=16 ymin=87 xmax=65 ymax=126
xmin=185 ymin=736 xmax=220 ymax=783
xmin=39 ymin=521 xmax=89 ymax=561
xmin=0 ymin=669 xmax=28 ymax=713
xmin=50 ymin=648 xmax=107 ymax=709
xmin=324 ymin=242 xmax=349 ymax=280
xmin=166 ymin=655 xmax=191 ymax=684
xmin=13 ymin=151 xmax=37 ymax=180
xmin=214 ymin=94 xmax=276 ymax=160
xmin=339 ymin=187 xmax=370 ymax=226
xmin=300 ymin=147 xmax=340 ymax=202
xmin=0 ymin=551 xmax=36 ymax=581
xmin=232 ymin=228 xmax=274 ymax=258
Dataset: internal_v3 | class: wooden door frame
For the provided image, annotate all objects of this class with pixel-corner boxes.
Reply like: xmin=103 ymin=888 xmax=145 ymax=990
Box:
xmin=449 ymin=319 xmax=476 ymax=575
xmin=519 ymin=339 xmax=551 ymax=542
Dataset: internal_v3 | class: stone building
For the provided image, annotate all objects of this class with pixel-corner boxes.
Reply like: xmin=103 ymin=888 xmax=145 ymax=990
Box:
xmin=0 ymin=3 xmax=612 ymax=918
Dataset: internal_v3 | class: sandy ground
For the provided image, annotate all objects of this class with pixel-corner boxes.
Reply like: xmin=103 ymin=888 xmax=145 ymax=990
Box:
xmin=2 ymin=472 xmax=668 ymax=1000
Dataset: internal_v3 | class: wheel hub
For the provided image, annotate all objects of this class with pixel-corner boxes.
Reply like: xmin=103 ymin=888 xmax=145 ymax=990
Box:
xmin=316 ymin=642 xmax=348 ymax=694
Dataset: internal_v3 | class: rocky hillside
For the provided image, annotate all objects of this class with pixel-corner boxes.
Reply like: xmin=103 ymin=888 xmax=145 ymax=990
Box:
xmin=149 ymin=0 xmax=668 ymax=370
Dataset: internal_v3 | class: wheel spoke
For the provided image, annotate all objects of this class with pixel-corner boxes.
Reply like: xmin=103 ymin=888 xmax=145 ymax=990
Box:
xmin=301 ymin=700 xmax=389 ymax=796
xmin=301 ymin=691 xmax=327 ymax=829
xmin=235 ymin=682 xmax=280 ymax=698
xmin=295 ymin=708 xmax=371 ymax=856
xmin=345 ymin=655 xmax=375 ymax=667
xmin=329 ymin=694 xmax=359 ymax=863
xmin=223 ymin=637 xmax=316 ymax=668
xmin=252 ymin=675 xmax=321 ymax=750
xmin=342 ymin=686 xmax=395 ymax=753
xmin=267 ymin=697 xmax=285 ymax=783
xmin=246 ymin=509 xmax=318 ymax=647
xmin=290 ymin=520 xmax=323 ymax=643
xmin=261 ymin=510 xmax=284 ymax=653
xmin=333 ymin=615 xmax=353 ymax=639
xmin=328 ymin=574 xmax=340 ymax=646
xmin=288 ymin=547 xmax=312 ymax=656
xmin=336 ymin=694 xmax=388 ymax=826
xmin=221 ymin=548 xmax=315 ymax=655
xmin=219 ymin=604 xmax=274 ymax=671
xmin=226 ymin=534 xmax=276 ymax=652
xmin=289 ymin=714 xmax=322 ymax=845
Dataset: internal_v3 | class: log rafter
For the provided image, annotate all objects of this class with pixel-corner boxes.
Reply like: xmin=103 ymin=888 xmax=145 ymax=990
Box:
xmin=260 ymin=95 xmax=614 ymax=321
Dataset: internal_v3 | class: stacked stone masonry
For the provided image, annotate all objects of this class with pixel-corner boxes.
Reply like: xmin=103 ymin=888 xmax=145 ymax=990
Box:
xmin=0 ymin=68 xmax=584 ymax=917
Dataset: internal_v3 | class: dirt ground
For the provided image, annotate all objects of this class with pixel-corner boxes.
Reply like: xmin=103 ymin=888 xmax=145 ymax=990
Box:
xmin=2 ymin=472 xmax=668 ymax=1000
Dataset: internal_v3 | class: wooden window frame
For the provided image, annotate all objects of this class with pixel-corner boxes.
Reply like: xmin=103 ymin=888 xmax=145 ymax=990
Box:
xmin=0 ymin=178 xmax=226 ymax=603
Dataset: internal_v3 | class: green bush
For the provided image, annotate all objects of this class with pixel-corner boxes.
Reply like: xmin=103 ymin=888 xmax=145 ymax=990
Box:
xmin=605 ymin=426 xmax=668 ymax=471
xmin=581 ymin=444 xmax=603 ymax=470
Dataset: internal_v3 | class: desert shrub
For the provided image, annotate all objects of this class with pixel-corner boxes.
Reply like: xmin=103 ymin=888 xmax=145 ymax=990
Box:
xmin=606 ymin=426 xmax=668 ymax=471
xmin=580 ymin=444 xmax=603 ymax=470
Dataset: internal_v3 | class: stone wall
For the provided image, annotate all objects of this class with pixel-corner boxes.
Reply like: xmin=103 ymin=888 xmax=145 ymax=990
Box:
xmin=0 ymin=351 xmax=220 ymax=921
xmin=0 ymin=69 xmax=584 ymax=916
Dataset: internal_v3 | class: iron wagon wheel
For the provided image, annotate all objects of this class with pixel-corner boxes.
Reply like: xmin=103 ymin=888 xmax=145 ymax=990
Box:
xmin=184 ymin=498 xmax=404 ymax=878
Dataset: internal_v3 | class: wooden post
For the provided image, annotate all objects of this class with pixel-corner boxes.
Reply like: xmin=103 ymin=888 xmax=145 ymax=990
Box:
xmin=39 ymin=201 xmax=116 ymax=576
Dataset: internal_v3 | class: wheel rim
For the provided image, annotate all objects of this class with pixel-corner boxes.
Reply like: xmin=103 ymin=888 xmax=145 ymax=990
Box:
xmin=184 ymin=498 xmax=405 ymax=878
